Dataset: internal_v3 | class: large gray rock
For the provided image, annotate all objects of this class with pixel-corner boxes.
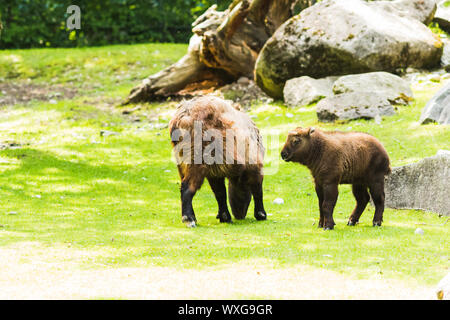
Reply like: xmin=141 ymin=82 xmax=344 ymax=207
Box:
xmin=420 ymin=82 xmax=450 ymax=124
xmin=434 ymin=0 xmax=450 ymax=32
xmin=255 ymin=0 xmax=443 ymax=98
xmin=316 ymin=92 xmax=396 ymax=122
xmin=315 ymin=71 xmax=413 ymax=122
xmin=385 ymin=150 xmax=450 ymax=216
xmin=283 ymin=76 xmax=336 ymax=107
xmin=332 ymin=72 xmax=413 ymax=105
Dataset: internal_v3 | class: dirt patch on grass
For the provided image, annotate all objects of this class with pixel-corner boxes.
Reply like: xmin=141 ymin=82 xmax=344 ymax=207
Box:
xmin=0 ymin=141 xmax=26 ymax=150
xmin=0 ymin=82 xmax=78 ymax=106
xmin=0 ymin=242 xmax=436 ymax=300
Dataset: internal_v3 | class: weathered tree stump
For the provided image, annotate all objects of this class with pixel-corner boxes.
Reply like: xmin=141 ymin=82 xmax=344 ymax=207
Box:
xmin=123 ymin=0 xmax=315 ymax=104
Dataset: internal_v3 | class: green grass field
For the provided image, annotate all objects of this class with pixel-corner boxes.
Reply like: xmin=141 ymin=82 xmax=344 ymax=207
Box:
xmin=0 ymin=43 xmax=448 ymax=290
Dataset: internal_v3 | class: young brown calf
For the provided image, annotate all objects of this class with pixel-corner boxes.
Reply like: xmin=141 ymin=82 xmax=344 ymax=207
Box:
xmin=281 ymin=127 xmax=391 ymax=230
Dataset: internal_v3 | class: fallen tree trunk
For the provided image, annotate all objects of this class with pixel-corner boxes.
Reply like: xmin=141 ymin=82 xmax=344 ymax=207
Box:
xmin=124 ymin=0 xmax=314 ymax=104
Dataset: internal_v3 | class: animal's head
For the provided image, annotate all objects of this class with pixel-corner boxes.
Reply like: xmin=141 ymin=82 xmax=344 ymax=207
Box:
xmin=281 ymin=127 xmax=315 ymax=162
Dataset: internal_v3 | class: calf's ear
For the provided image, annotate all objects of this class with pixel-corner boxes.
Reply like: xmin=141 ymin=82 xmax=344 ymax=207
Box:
xmin=308 ymin=127 xmax=315 ymax=136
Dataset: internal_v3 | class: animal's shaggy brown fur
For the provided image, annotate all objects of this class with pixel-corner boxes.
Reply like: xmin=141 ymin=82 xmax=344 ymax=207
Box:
xmin=281 ymin=127 xmax=391 ymax=230
xmin=169 ymin=96 xmax=267 ymax=227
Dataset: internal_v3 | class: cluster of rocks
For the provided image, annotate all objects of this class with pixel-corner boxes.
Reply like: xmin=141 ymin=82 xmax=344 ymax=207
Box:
xmin=251 ymin=0 xmax=450 ymax=123
xmin=255 ymin=0 xmax=442 ymax=99
xmin=403 ymin=69 xmax=450 ymax=87
xmin=284 ymin=72 xmax=413 ymax=122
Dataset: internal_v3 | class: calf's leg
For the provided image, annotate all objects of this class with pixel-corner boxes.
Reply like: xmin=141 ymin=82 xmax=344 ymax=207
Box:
xmin=315 ymin=183 xmax=324 ymax=228
xmin=368 ymin=177 xmax=385 ymax=227
xmin=320 ymin=183 xmax=338 ymax=230
xmin=348 ymin=184 xmax=370 ymax=226
xmin=207 ymin=177 xmax=232 ymax=223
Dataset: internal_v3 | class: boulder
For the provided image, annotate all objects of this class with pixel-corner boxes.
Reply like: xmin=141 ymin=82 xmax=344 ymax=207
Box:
xmin=332 ymin=72 xmax=413 ymax=105
xmin=255 ymin=0 xmax=443 ymax=98
xmin=384 ymin=150 xmax=450 ymax=216
xmin=420 ymin=82 xmax=450 ymax=124
xmin=316 ymin=92 xmax=396 ymax=122
xmin=283 ymin=76 xmax=336 ymax=107
xmin=434 ymin=0 xmax=450 ymax=32
xmin=315 ymin=71 xmax=413 ymax=122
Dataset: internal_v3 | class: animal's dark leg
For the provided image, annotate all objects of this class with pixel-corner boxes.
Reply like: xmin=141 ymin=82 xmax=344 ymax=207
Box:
xmin=180 ymin=171 xmax=205 ymax=228
xmin=368 ymin=177 xmax=385 ymax=227
xmin=347 ymin=184 xmax=370 ymax=226
xmin=180 ymin=181 xmax=197 ymax=227
xmin=228 ymin=177 xmax=252 ymax=219
xmin=315 ymin=183 xmax=324 ymax=228
xmin=207 ymin=177 xmax=232 ymax=223
xmin=248 ymin=173 xmax=267 ymax=221
xmin=321 ymin=183 xmax=338 ymax=230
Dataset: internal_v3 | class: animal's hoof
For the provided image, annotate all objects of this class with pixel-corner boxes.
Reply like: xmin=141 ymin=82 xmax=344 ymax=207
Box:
xmin=182 ymin=215 xmax=196 ymax=228
xmin=373 ymin=221 xmax=382 ymax=227
xmin=347 ymin=221 xmax=357 ymax=226
xmin=255 ymin=211 xmax=267 ymax=221
xmin=217 ymin=212 xmax=232 ymax=223
xmin=219 ymin=217 xmax=232 ymax=223
xmin=323 ymin=226 xmax=334 ymax=231
xmin=185 ymin=221 xmax=196 ymax=228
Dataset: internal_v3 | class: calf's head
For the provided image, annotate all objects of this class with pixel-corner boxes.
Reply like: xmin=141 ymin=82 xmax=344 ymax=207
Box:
xmin=281 ymin=127 xmax=315 ymax=162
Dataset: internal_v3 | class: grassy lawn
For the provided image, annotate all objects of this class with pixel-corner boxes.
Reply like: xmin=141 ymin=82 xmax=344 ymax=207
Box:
xmin=0 ymin=43 xmax=448 ymax=291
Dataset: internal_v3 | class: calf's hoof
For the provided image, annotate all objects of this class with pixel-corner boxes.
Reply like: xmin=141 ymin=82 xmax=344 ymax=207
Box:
xmin=347 ymin=220 xmax=358 ymax=226
xmin=217 ymin=212 xmax=232 ymax=223
xmin=323 ymin=225 xmax=334 ymax=231
xmin=254 ymin=211 xmax=267 ymax=221
xmin=373 ymin=221 xmax=382 ymax=227
xmin=182 ymin=215 xmax=197 ymax=228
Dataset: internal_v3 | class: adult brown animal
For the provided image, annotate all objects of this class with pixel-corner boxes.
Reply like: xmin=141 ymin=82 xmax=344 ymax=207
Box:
xmin=169 ymin=96 xmax=268 ymax=227
xmin=281 ymin=127 xmax=391 ymax=230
